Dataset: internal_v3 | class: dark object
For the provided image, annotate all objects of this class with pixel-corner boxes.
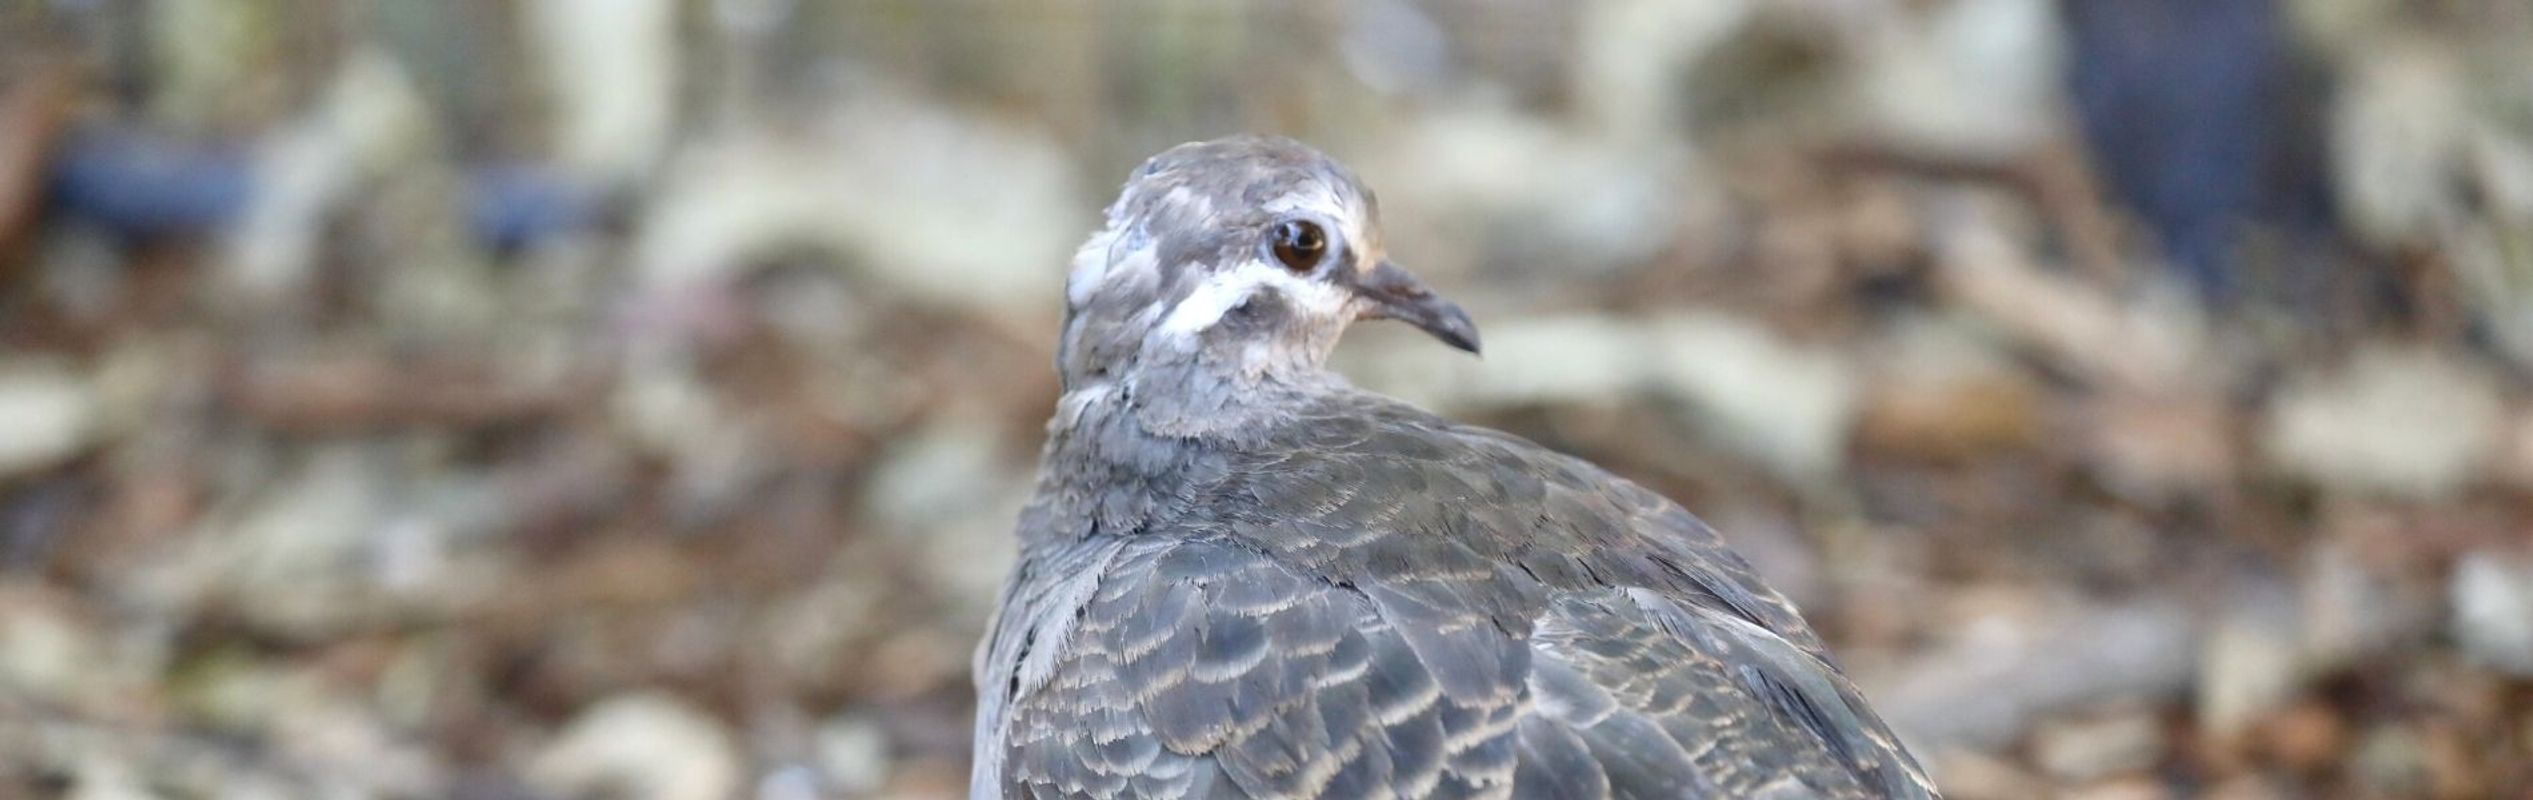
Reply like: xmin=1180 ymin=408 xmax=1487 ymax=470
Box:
xmin=467 ymin=163 xmax=601 ymax=255
xmin=972 ymin=137 xmax=1934 ymax=799
xmin=43 ymin=127 xmax=599 ymax=252
xmin=46 ymin=128 xmax=253 ymax=237
xmin=2063 ymin=0 xmax=2338 ymax=303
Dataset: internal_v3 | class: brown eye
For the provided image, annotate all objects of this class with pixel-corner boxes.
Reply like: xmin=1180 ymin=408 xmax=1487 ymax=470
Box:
xmin=1270 ymin=220 xmax=1328 ymax=273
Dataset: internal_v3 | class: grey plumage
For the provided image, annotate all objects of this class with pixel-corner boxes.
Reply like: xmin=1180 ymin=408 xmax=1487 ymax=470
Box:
xmin=974 ymin=137 xmax=1937 ymax=799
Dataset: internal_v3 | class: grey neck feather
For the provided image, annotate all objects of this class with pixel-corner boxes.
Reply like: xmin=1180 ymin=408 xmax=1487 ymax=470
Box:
xmin=1019 ymin=338 xmax=1348 ymax=551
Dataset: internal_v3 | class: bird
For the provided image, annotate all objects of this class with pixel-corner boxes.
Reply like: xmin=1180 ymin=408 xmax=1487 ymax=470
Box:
xmin=972 ymin=136 xmax=1937 ymax=800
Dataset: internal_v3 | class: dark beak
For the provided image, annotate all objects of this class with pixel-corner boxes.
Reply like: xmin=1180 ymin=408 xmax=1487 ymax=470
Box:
xmin=1353 ymin=260 xmax=1480 ymax=354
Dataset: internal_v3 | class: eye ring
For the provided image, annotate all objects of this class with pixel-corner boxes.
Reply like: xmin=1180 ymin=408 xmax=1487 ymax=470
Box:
xmin=1270 ymin=220 xmax=1329 ymax=273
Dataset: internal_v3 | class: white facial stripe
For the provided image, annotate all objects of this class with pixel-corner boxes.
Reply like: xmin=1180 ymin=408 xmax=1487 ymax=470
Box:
xmin=1065 ymin=226 xmax=1119 ymax=307
xmin=1158 ymin=261 xmax=1353 ymax=338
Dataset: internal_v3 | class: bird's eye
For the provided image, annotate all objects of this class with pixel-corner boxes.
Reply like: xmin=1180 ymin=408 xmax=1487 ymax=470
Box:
xmin=1270 ymin=220 xmax=1328 ymax=273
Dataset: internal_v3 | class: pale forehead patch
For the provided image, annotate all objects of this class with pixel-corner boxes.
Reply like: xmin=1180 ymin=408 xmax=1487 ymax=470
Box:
xmin=1259 ymin=181 xmax=1357 ymax=221
xmin=1064 ymin=226 xmax=1120 ymax=307
xmin=1160 ymin=185 xmax=1215 ymax=221
xmin=1066 ymin=224 xmax=1158 ymax=308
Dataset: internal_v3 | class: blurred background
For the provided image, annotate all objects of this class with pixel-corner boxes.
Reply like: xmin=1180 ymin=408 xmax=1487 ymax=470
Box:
xmin=1 ymin=0 xmax=2530 ymax=798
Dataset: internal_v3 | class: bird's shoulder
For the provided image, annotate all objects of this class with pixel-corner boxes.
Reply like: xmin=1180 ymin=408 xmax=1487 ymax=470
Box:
xmin=1195 ymin=390 xmax=1832 ymax=660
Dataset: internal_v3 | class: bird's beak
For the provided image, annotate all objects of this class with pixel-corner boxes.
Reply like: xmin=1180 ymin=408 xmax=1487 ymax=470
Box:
xmin=1353 ymin=259 xmax=1480 ymax=354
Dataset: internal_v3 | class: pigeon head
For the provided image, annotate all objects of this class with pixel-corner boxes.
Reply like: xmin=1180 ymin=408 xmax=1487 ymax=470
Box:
xmin=1057 ymin=137 xmax=1477 ymax=394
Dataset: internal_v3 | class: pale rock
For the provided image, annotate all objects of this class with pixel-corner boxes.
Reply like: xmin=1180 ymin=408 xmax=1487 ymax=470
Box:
xmin=864 ymin=421 xmax=1027 ymax=625
xmin=145 ymin=0 xmax=271 ymax=127
xmin=1368 ymin=107 xmax=1688 ymax=288
xmin=1351 ymin=309 xmax=1857 ymax=482
xmin=196 ymin=446 xmax=387 ymax=634
xmin=2263 ymin=346 xmax=2505 ymax=498
xmin=170 ymin=647 xmax=294 ymax=732
xmin=2470 ymin=122 xmax=2533 ymax=221
xmin=2200 ymin=775 xmax=2289 ymax=800
xmin=1854 ymin=0 xmax=2065 ymax=157
xmin=1928 ymin=747 xmax=2048 ymax=800
xmin=2301 ymin=537 xmax=2434 ymax=673
xmin=67 ymin=751 xmax=158 ymax=800
xmin=88 ymin=337 xmax=181 ymax=442
xmin=2087 ymin=389 xmax=2235 ymax=506
xmin=354 ymin=476 xmax=513 ymax=613
xmin=378 ymin=636 xmax=454 ymax=732
xmin=224 ymin=50 xmax=435 ymax=298
xmin=270 ymin=696 xmax=442 ymax=797
xmin=0 ymin=363 xmax=96 ymax=478
xmin=2197 ymin=582 xmax=2302 ymax=739
xmin=1873 ymin=592 xmax=2194 ymax=751
xmin=633 ymin=78 xmax=1080 ymax=322
xmin=1936 ymin=219 xmax=2209 ymax=393
xmin=531 ymin=693 xmax=741 ymax=800
xmin=612 ymin=351 xmax=728 ymax=460
xmin=1340 ymin=0 xmax=1452 ymax=95
xmin=2322 ymin=33 xmax=2533 ymax=367
xmin=2330 ymin=41 xmax=2470 ymax=247
xmin=663 ymin=419 xmax=774 ymax=528
xmin=2059 ymin=777 xmax=2171 ymax=800
xmin=1575 ymin=0 xmax=1753 ymax=141
xmin=2032 ymin=710 xmax=2164 ymax=784
xmin=2445 ymin=128 xmax=2533 ymax=370
xmin=763 ymin=578 xmax=883 ymax=684
xmin=1343 ymin=314 xmax=1646 ymax=410
xmin=1648 ymin=312 xmax=1859 ymax=483
xmin=815 ymin=715 xmax=891 ymax=795
xmin=755 ymin=765 xmax=823 ymax=800
xmin=0 ymin=594 xmax=97 ymax=706
xmin=182 ymin=448 xmax=509 ymax=635
xmin=527 ymin=0 xmax=679 ymax=185
xmin=1855 ymin=313 xmax=2043 ymax=462
xmin=2285 ymin=0 xmax=2406 ymax=56
xmin=372 ymin=511 xmax=462 ymax=599
xmin=2351 ymin=726 xmax=2433 ymax=798
xmin=2451 ymin=549 xmax=2533 ymax=677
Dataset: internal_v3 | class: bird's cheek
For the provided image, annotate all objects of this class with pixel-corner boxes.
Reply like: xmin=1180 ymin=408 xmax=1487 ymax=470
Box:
xmin=1221 ymin=290 xmax=1291 ymax=334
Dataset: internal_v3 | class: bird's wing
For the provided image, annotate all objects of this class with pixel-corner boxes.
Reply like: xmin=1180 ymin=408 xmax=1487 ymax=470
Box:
xmin=989 ymin=535 xmax=1522 ymax=799
xmin=1518 ymin=587 xmax=1937 ymax=799
xmin=984 ymin=534 xmax=1934 ymax=800
xmin=982 ymin=393 xmax=1934 ymax=798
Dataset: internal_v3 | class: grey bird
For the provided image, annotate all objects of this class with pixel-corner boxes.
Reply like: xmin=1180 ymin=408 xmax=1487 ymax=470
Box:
xmin=973 ymin=136 xmax=1938 ymax=800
